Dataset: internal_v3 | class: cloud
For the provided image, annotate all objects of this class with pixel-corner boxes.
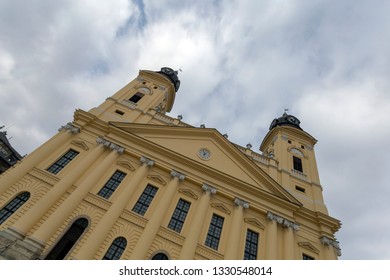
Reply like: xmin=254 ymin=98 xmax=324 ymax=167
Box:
xmin=1 ymin=0 xmax=390 ymax=259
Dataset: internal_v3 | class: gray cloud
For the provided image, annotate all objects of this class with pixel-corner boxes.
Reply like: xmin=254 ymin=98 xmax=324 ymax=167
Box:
xmin=1 ymin=0 xmax=389 ymax=259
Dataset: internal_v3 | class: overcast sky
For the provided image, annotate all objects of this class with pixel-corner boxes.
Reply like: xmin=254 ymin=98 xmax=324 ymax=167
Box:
xmin=1 ymin=0 xmax=389 ymax=260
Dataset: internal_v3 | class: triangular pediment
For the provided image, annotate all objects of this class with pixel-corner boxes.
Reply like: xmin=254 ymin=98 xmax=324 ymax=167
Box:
xmin=178 ymin=188 xmax=199 ymax=200
xmin=109 ymin=122 xmax=301 ymax=206
xmin=71 ymin=139 xmax=90 ymax=150
xmin=147 ymin=174 xmax=167 ymax=185
xmin=211 ymin=203 xmax=231 ymax=215
xmin=244 ymin=218 xmax=265 ymax=229
xmin=117 ymin=160 xmax=135 ymax=171
xmin=298 ymin=242 xmax=320 ymax=254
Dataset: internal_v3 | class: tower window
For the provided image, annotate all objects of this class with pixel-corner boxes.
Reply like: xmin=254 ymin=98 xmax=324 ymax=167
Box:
xmin=47 ymin=149 xmax=79 ymax=174
xmin=129 ymin=92 xmax=144 ymax=103
xmin=205 ymin=214 xmax=224 ymax=250
xmin=103 ymin=237 xmax=127 ymax=260
xmin=132 ymin=184 xmax=158 ymax=216
xmin=295 ymin=185 xmax=306 ymax=193
xmin=97 ymin=170 xmax=127 ymax=199
xmin=0 ymin=192 xmax=30 ymax=225
xmin=293 ymin=156 xmax=303 ymax=173
xmin=115 ymin=109 xmax=124 ymax=116
xmin=168 ymin=199 xmax=191 ymax=233
xmin=244 ymin=229 xmax=259 ymax=260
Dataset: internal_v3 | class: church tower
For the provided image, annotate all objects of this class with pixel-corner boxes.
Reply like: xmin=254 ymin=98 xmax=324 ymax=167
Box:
xmin=0 ymin=68 xmax=340 ymax=260
xmin=260 ymin=112 xmax=328 ymax=214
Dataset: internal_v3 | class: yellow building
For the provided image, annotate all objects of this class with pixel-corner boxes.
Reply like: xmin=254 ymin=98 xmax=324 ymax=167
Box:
xmin=0 ymin=67 xmax=340 ymax=260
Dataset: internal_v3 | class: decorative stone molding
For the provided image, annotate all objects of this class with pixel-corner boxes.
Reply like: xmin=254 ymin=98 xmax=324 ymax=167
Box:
xmin=59 ymin=122 xmax=80 ymax=134
xmin=96 ymin=137 xmax=125 ymax=154
xmin=320 ymin=236 xmax=341 ymax=256
xmin=178 ymin=189 xmax=198 ymax=200
xmin=202 ymin=184 xmax=217 ymax=195
xmin=234 ymin=197 xmax=249 ymax=209
xmin=140 ymin=156 xmax=155 ymax=167
xmin=266 ymin=211 xmax=299 ymax=231
xmin=170 ymin=170 xmax=186 ymax=181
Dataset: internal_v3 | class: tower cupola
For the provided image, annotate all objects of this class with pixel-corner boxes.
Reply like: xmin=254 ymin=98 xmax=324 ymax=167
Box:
xmin=269 ymin=113 xmax=302 ymax=130
xmin=157 ymin=67 xmax=181 ymax=92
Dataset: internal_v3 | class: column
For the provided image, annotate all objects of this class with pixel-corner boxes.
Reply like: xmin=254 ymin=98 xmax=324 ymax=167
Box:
xmin=179 ymin=184 xmax=216 ymax=259
xmin=265 ymin=212 xmax=280 ymax=259
xmin=27 ymin=143 xmax=123 ymax=246
xmin=130 ymin=170 xmax=185 ymax=260
xmin=8 ymin=137 xmax=106 ymax=239
xmin=0 ymin=123 xmax=79 ymax=195
xmin=224 ymin=197 xmax=249 ymax=259
xmin=282 ymin=219 xmax=299 ymax=260
xmin=74 ymin=156 xmax=154 ymax=260
xmin=283 ymin=226 xmax=295 ymax=259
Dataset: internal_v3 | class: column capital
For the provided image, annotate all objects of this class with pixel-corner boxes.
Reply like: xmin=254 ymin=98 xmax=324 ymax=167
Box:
xmin=96 ymin=137 xmax=125 ymax=154
xmin=234 ymin=197 xmax=249 ymax=209
xmin=171 ymin=170 xmax=186 ymax=181
xmin=320 ymin=236 xmax=341 ymax=256
xmin=202 ymin=184 xmax=217 ymax=195
xmin=59 ymin=122 xmax=80 ymax=134
xmin=140 ymin=156 xmax=155 ymax=167
xmin=266 ymin=211 xmax=299 ymax=231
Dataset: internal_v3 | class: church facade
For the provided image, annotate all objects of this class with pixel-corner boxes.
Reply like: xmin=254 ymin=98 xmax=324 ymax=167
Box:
xmin=0 ymin=68 xmax=341 ymax=260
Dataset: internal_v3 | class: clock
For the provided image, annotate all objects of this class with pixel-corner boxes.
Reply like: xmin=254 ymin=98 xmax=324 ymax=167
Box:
xmin=287 ymin=116 xmax=300 ymax=125
xmin=138 ymin=87 xmax=151 ymax=94
xmin=161 ymin=67 xmax=174 ymax=75
xmin=198 ymin=148 xmax=211 ymax=160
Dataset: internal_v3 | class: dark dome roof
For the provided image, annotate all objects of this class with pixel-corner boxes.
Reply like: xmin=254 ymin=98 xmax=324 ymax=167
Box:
xmin=269 ymin=113 xmax=302 ymax=130
xmin=156 ymin=67 xmax=181 ymax=92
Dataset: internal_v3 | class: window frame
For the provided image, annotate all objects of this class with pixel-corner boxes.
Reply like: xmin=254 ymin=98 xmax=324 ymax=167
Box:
xmin=244 ymin=229 xmax=259 ymax=260
xmin=132 ymin=184 xmax=158 ymax=216
xmin=205 ymin=213 xmax=224 ymax=250
xmin=293 ymin=155 xmax=303 ymax=173
xmin=167 ymin=198 xmax=191 ymax=233
xmin=129 ymin=92 xmax=145 ymax=103
xmin=46 ymin=149 xmax=79 ymax=175
xmin=97 ymin=170 xmax=127 ymax=199
xmin=0 ymin=192 xmax=30 ymax=225
xmin=102 ymin=237 xmax=127 ymax=260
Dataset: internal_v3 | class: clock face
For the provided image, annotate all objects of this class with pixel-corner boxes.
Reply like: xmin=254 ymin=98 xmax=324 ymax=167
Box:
xmin=138 ymin=87 xmax=151 ymax=94
xmin=287 ymin=116 xmax=300 ymax=125
xmin=198 ymin=148 xmax=211 ymax=160
xmin=161 ymin=67 xmax=174 ymax=75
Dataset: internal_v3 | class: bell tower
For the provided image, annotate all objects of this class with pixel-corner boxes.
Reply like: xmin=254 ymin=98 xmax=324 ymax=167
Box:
xmin=89 ymin=67 xmax=180 ymax=123
xmin=260 ymin=112 xmax=328 ymax=214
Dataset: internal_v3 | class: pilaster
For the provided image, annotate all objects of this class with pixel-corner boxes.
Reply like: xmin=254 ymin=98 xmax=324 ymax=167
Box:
xmin=179 ymin=184 xmax=216 ymax=259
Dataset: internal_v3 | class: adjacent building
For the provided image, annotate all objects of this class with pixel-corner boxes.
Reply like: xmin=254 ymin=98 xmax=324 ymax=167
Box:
xmin=0 ymin=68 xmax=341 ymax=260
xmin=0 ymin=129 xmax=22 ymax=174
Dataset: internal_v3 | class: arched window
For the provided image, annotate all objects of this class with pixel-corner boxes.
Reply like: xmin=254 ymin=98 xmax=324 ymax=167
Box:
xmin=103 ymin=237 xmax=127 ymax=260
xmin=151 ymin=253 xmax=169 ymax=260
xmin=0 ymin=192 xmax=30 ymax=225
xmin=45 ymin=218 xmax=89 ymax=260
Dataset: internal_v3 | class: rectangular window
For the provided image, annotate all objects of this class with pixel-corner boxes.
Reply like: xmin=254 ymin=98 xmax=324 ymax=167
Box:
xmin=205 ymin=214 xmax=224 ymax=250
xmin=129 ymin=92 xmax=144 ymax=103
xmin=168 ymin=199 xmax=191 ymax=233
xmin=47 ymin=149 xmax=79 ymax=174
xmin=132 ymin=184 xmax=158 ymax=216
xmin=244 ymin=229 xmax=259 ymax=260
xmin=293 ymin=156 xmax=303 ymax=172
xmin=97 ymin=170 xmax=126 ymax=199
